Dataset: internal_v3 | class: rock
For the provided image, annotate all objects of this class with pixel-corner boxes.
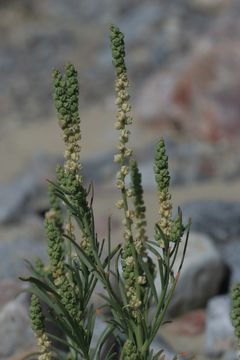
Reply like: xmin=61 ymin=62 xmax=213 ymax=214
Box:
xmin=135 ymin=69 xmax=182 ymax=129
xmin=158 ymin=309 xmax=206 ymax=359
xmin=0 ymin=294 xmax=35 ymax=359
xmin=155 ymin=232 xmax=228 ymax=317
xmin=183 ymin=200 xmax=240 ymax=285
xmin=204 ymin=295 xmax=237 ymax=357
xmin=118 ymin=4 xmax=163 ymax=44
xmin=0 ymin=172 xmax=38 ymax=224
xmin=182 ymin=200 xmax=240 ymax=244
xmin=82 ymin=150 xmax=117 ymax=184
xmin=0 ymin=221 xmax=46 ymax=279
xmin=0 ymin=279 xmax=28 ymax=308
xmin=216 ymin=238 xmax=240 ymax=286
xmin=163 ymin=309 xmax=206 ymax=336
xmin=136 ymin=38 xmax=240 ymax=144
xmin=2 ymin=0 xmax=234 ymax=130
xmin=0 ymin=153 xmax=61 ymax=224
xmin=8 ymin=347 xmax=38 ymax=360
xmin=0 ymin=150 xmax=120 ymax=225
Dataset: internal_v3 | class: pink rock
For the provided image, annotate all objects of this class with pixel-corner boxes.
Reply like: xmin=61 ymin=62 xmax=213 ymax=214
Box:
xmin=136 ymin=39 xmax=240 ymax=143
xmin=164 ymin=309 xmax=206 ymax=336
xmin=8 ymin=347 xmax=37 ymax=360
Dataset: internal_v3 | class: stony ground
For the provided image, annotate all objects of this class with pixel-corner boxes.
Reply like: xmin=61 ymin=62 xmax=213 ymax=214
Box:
xmin=1 ymin=1 xmax=240 ymax=359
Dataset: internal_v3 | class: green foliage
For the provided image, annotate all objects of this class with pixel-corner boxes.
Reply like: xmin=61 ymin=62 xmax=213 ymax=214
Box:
xmin=21 ymin=24 xmax=191 ymax=360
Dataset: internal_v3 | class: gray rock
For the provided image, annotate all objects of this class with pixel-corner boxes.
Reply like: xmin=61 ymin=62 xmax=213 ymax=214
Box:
xmin=182 ymin=200 xmax=240 ymax=285
xmin=155 ymin=232 xmax=228 ymax=317
xmin=0 ymin=150 xmax=119 ymax=225
xmin=1 ymin=0 xmax=239 ymax=130
xmin=0 ymin=148 xmax=115 ymax=224
xmin=0 ymin=153 xmax=61 ymax=224
xmin=0 ymin=294 xmax=35 ymax=359
xmin=182 ymin=200 xmax=240 ymax=244
xmin=0 ymin=173 xmax=37 ymax=224
xmin=118 ymin=4 xmax=163 ymax=44
xmin=183 ymin=200 xmax=240 ymax=286
xmin=217 ymin=239 xmax=240 ymax=286
xmin=0 ymin=279 xmax=28 ymax=308
xmin=0 ymin=223 xmax=46 ymax=279
xmin=204 ymin=295 xmax=237 ymax=358
xmin=82 ymin=150 xmax=117 ymax=183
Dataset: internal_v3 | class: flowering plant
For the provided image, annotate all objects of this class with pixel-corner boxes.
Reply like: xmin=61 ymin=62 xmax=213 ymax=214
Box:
xmin=21 ymin=25 xmax=190 ymax=360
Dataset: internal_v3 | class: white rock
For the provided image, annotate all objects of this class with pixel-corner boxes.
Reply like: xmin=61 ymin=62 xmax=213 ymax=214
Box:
xmin=0 ymin=294 xmax=35 ymax=358
xmin=204 ymin=295 xmax=237 ymax=357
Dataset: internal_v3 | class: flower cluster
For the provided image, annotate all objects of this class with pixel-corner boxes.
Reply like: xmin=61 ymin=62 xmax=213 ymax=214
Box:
xmin=45 ymin=213 xmax=64 ymax=281
xmin=122 ymin=339 xmax=138 ymax=360
xmin=30 ymin=295 xmax=51 ymax=360
xmin=170 ymin=211 xmax=185 ymax=243
xmin=34 ymin=257 xmax=47 ymax=277
xmin=52 ymin=63 xmax=93 ymax=254
xmin=45 ymin=185 xmax=65 ymax=280
xmin=154 ymin=138 xmax=185 ymax=246
xmin=231 ymin=284 xmax=240 ymax=348
xmin=111 ymin=24 xmax=133 ymax=179
xmin=56 ymin=165 xmax=92 ymax=254
xmin=130 ymin=159 xmax=148 ymax=254
xmin=52 ymin=63 xmax=82 ymax=178
xmin=110 ymin=24 xmax=143 ymax=318
xmin=121 ymin=240 xmax=142 ymax=317
xmin=110 ymin=24 xmax=126 ymax=76
xmin=45 ymin=187 xmax=81 ymax=323
xmin=154 ymin=138 xmax=172 ymax=243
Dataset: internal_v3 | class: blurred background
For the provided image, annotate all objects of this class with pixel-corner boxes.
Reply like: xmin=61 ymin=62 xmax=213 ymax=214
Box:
xmin=0 ymin=0 xmax=240 ymax=359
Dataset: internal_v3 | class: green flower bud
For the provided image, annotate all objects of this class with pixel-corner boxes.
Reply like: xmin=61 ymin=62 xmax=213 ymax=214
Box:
xmin=122 ymin=340 xmax=138 ymax=360
xmin=170 ymin=210 xmax=185 ymax=243
xmin=154 ymin=138 xmax=170 ymax=192
xmin=30 ymin=295 xmax=44 ymax=333
xmin=231 ymin=284 xmax=240 ymax=345
xmin=110 ymin=24 xmax=126 ymax=75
